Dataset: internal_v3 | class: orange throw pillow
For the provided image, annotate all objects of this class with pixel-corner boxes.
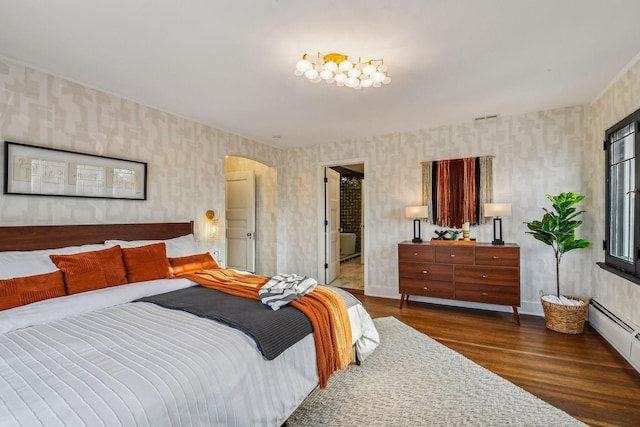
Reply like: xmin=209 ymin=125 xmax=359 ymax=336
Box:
xmin=50 ymin=245 xmax=128 ymax=295
xmin=0 ymin=270 xmax=67 ymax=311
xmin=121 ymin=243 xmax=172 ymax=283
xmin=169 ymin=252 xmax=219 ymax=276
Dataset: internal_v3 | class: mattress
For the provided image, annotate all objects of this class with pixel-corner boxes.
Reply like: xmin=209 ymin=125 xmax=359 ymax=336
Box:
xmin=0 ymin=278 xmax=379 ymax=426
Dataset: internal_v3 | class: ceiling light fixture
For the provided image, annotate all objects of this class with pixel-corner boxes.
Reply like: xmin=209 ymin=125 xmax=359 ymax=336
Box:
xmin=294 ymin=52 xmax=391 ymax=90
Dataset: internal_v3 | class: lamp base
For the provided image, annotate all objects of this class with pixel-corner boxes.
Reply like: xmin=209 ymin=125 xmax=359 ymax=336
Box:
xmin=491 ymin=217 xmax=504 ymax=246
xmin=411 ymin=218 xmax=423 ymax=243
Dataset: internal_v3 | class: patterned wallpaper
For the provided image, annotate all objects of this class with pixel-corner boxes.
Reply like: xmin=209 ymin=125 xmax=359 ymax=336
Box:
xmin=587 ymin=58 xmax=640 ymax=325
xmin=281 ymin=107 xmax=590 ymax=315
xmin=2 ymin=56 xmax=640 ymax=322
xmin=0 ymin=60 xmax=283 ymax=264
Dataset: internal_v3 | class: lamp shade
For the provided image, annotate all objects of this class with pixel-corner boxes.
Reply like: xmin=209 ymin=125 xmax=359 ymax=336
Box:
xmin=484 ymin=203 xmax=511 ymax=217
xmin=406 ymin=205 xmax=428 ymax=219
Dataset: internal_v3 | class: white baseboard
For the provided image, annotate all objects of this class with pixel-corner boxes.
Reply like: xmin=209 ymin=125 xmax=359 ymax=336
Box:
xmin=365 ymin=285 xmax=544 ymax=317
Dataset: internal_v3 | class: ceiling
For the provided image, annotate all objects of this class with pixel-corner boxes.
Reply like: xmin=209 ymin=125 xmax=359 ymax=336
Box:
xmin=1 ymin=1 xmax=640 ymax=150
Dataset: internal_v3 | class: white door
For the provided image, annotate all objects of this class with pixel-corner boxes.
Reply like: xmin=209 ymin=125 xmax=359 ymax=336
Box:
xmin=325 ymin=168 xmax=340 ymax=284
xmin=226 ymin=170 xmax=256 ymax=272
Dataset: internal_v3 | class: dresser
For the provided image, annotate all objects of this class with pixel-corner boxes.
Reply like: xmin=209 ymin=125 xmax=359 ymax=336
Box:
xmin=398 ymin=241 xmax=521 ymax=324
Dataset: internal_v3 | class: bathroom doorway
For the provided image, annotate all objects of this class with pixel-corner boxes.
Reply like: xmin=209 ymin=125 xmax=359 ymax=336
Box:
xmin=327 ymin=163 xmax=365 ymax=292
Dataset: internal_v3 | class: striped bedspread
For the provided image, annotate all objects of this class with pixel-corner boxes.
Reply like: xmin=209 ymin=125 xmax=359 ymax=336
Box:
xmin=0 ymin=301 xmax=318 ymax=426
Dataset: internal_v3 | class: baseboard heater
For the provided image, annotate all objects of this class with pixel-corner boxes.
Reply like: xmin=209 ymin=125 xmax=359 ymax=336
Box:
xmin=589 ymin=299 xmax=640 ymax=373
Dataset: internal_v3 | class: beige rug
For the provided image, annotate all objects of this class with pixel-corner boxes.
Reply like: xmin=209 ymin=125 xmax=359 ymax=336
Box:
xmin=288 ymin=317 xmax=586 ymax=426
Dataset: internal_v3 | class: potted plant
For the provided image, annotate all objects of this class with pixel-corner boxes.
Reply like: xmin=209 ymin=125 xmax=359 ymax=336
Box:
xmin=524 ymin=192 xmax=591 ymax=334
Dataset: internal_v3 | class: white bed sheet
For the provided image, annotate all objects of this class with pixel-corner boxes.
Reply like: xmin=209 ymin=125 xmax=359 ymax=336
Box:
xmin=0 ymin=279 xmax=379 ymax=426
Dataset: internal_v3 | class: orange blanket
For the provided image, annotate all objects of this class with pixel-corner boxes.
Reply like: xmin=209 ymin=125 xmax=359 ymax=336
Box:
xmin=182 ymin=269 xmax=352 ymax=388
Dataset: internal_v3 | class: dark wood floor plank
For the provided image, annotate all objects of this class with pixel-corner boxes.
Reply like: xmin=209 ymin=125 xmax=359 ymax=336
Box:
xmin=357 ymin=295 xmax=640 ymax=427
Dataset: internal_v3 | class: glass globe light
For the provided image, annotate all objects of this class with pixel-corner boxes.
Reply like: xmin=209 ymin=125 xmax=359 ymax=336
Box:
xmin=339 ymin=60 xmax=353 ymax=71
xmin=372 ymin=81 xmax=382 ymax=88
xmin=372 ymin=72 xmax=385 ymax=83
xmin=314 ymin=63 xmax=323 ymax=72
xmin=336 ymin=81 xmax=345 ymax=87
xmin=324 ymin=60 xmax=338 ymax=72
xmin=334 ymin=73 xmax=347 ymax=83
xmin=383 ymin=76 xmax=391 ymax=84
xmin=348 ymin=68 xmax=361 ymax=78
xmin=363 ymin=64 xmax=376 ymax=75
xmin=296 ymin=59 xmax=313 ymax=72
xmin=354 ymin=85 xmax=362 ymax=90
xmin=294 ymin=69 xmax=303 ymax=76
xmin=346 ymin=77 xmax=359 ymax=87
xmin=304 ymin=69 xmax=318 ymax=79
xmin=361 ymin=79 xmax=373 ymax=88
xmin=320 ymin=69 xmax=333 ymax=80
xmin=377 ymin=64 xmax=388 ymax=73
xmin=310 ymin=76 xmax=322 ymax=83
xmin=326 ymin=77 xmax=335 ymax=84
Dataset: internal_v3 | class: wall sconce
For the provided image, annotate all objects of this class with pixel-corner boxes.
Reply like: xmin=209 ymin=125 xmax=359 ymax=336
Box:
xmin=483 ymin=203 xmax=511 ymax=245
xmin=405 ymin=205 xmax=429 ymax=243
xmin=205 ymin=210 xmax=219 ymax=242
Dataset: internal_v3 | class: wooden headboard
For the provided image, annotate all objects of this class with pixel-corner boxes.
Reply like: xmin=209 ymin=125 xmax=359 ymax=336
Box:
xmin=0 ymin=221 xmax=194 ymax=252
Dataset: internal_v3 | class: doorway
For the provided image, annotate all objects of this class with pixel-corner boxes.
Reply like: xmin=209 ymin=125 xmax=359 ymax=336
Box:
xmin=320 ymin=161 xmax=366 ymax=292
xmin=225 ymin=156 xmax=277 ymax=277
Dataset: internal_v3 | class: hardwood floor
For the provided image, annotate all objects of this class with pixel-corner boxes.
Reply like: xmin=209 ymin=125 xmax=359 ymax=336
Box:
xmin=357 ymin=295 xmax=640 ymax=427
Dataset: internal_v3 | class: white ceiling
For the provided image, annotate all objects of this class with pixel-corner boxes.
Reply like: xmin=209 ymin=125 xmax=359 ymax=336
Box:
xmin=1 ymin=0 xmax=640 ymax=149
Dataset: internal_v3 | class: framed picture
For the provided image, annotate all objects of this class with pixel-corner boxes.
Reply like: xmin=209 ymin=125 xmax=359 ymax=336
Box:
xmin=3 ymin=141 xmax=147 ymax=200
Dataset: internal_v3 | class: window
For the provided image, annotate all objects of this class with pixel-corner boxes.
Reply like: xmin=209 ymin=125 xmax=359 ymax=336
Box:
xmin=602 ymin=108 xmax=640 ymax=283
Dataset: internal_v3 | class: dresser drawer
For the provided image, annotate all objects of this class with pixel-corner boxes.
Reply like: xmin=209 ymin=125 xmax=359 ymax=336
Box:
xmin=475 ymin=247 xmax=520 ymax=267
xmin=399 ymin=278 xmax=454 ymax=299
xmin=455 ymin=265 xmax=519 ymax=286
xmin=399 ymin=262 xmax=453 ymax=281
xmin=455 ymin=282 xmax=520 ymax=306
xmin=434 ymin=247 xmax=474 ymax=264
xmin=398 ymin=244 xmax=434 ymax=262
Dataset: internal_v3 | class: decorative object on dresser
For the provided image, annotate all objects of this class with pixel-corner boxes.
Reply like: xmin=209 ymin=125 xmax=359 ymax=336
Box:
xmin=461 ymin=221 xmax=470 ymax=241
xmin=398 ymin=241 xmax=520 ymax=324
xmin=484 ymin=203 xmax=511 ymax=245
xmin=405 ymin=205 xmax=428 ymax=243
xmin=524 ymin=192 xmax=591 ymax=334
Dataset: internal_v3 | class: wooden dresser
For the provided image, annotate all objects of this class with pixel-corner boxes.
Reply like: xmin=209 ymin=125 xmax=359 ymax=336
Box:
xmin=398 ymin=241 xmax=521 ymax=324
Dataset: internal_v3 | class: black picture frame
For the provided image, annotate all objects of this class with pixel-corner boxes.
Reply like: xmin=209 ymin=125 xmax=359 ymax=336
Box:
xmin=3 ymin=141 xmax=147 ymax=200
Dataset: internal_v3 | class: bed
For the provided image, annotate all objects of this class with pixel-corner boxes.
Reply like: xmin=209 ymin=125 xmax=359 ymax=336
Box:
xmin=0 ymin=222 xmax=379 ymax=426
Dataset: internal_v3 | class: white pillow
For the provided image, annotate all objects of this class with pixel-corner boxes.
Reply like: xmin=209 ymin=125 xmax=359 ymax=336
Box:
xmin=104 ymin=234 xmax=198 ymax=258
xmin=0 ymin=244 xmax=107 ymax=279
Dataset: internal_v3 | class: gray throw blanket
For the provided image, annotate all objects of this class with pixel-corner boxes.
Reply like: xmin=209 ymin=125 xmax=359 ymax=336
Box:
xmin=136 ymin=286 xmax=313 ymax=360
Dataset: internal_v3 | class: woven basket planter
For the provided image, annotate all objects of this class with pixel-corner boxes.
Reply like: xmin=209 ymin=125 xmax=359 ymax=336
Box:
xmin=540 ymin=293 xmax=590 ymax=334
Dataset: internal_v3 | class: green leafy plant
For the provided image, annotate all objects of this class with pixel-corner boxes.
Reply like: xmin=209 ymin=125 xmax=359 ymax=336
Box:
xmin=524 ymin=192 xmax=591 ymax=297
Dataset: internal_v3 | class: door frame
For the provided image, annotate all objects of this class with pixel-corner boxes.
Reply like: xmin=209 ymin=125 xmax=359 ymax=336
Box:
xmin=316 ymin=158 xmax=368 ymax=290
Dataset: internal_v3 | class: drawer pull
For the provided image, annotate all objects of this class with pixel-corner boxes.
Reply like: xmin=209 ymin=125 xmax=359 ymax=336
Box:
xmin=482 ymin=292 xmax=488 ymax=296
xmin=423 ymin=287 xmax=429 ymax=291
xmin=482 ymin=274 xmax=488 ymax=278
xmin=422 ymin=270 xmax=428 ymax=274
xmin=413 ymin=252 xmax=418 ymax=256
xmin=492 ymin=256 xmax=498 ymax=259
xmin=450 ymin=254 xmax=456 ymax=257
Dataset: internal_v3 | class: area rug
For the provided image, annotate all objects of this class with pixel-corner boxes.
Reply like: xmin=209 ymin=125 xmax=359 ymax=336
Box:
xmin=288 ymin=316 xmax=586 ymax=426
